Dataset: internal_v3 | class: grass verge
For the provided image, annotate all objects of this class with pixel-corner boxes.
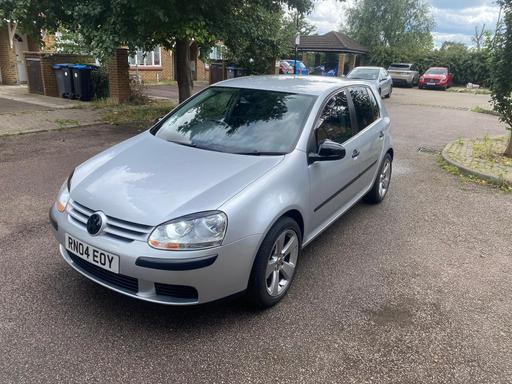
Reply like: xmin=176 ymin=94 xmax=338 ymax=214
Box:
xmin=447 ymin=87 xmax=492 ymax=95
xmin=96 ymin=99 xmax=175 ymax=126
xmin=470 ymin=106 xmax=501 ymax=116
xmin=438 ymin=156 xmax=511 ymax=193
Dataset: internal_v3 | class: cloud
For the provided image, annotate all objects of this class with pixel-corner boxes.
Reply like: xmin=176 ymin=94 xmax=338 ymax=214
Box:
xmin=305 ymin=0 xmax=353 ymax=34
xmin=306 ymin=0 xmax=501 ymax=47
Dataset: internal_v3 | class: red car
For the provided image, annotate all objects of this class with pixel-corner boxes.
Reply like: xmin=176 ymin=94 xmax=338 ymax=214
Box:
xmin=418 ymin=67 xmax=454 ymax=90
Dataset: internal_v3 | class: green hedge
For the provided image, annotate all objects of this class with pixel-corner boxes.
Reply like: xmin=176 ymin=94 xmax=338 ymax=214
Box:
xmin=368 ymin=47 xmax=491 ymax=87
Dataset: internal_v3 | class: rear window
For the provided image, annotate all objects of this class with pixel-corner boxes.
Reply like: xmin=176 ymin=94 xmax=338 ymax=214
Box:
xmin=389 ymin=64 xmax=411 ymax=70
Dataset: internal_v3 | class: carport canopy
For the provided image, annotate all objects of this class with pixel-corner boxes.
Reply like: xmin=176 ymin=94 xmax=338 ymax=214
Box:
xmin=296 ymin=31 xmax=369 ymax=76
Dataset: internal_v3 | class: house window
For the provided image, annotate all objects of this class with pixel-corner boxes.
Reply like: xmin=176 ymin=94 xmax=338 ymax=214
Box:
xmin=128 ymin=47 xmax=162 ymax=67
xmin=209 ymin=45 xmax=226 ymax=60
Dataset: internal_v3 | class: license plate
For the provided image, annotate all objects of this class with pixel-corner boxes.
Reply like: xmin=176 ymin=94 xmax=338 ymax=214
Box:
xmin=65 ymin=234 xmax=120 ymax=273
xmin=427 ymin=82 xmax=436 ymax=86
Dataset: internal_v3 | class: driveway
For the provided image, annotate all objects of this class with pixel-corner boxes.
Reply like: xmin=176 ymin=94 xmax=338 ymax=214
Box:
xmin=1 ymin=89 xmax=510 ymax=383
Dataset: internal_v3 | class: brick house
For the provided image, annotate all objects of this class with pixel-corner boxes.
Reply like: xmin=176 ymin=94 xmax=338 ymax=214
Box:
xmin=0 ymin=24 xmax=40 ymax=84
xmin=128 ymin=41 xmax=210 ymax=83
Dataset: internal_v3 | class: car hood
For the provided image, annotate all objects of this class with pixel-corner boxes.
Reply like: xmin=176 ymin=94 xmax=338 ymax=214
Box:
xmin=70 ymin=132 xmax=283 ymax=226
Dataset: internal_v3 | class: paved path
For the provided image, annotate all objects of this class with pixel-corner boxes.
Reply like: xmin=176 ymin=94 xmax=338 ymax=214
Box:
xmin=1 ymin=89 xmax=511 ymax=383
xmin=0 ymin=85 xmax=103 ymax=135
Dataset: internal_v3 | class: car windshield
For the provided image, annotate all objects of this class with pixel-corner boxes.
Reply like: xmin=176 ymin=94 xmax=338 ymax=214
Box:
xmin=425 ymin=68 xmax=447 ymax=75
xmin=389 ymin=64 xmax=411 ymax=70
xmin=152 ymin=87 xmax=316 ymax=155
xmin=347 ymin=68 xmax=379 ymax=80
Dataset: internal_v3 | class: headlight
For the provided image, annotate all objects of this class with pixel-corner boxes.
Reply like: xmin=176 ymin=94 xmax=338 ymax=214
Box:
xmin=55 ymin=170 xmax=74 ymax=213
xmin=148 ymin=211 xmax=227 ymax=250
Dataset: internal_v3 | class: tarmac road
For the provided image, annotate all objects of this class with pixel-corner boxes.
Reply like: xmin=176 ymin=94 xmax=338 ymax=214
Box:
xmin=0 ymin=89 xmax=511 ymax=383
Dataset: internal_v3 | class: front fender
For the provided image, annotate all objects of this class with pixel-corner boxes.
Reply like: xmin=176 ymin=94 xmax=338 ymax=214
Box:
xmin=219 ymin=150 xmax=310 ymax=249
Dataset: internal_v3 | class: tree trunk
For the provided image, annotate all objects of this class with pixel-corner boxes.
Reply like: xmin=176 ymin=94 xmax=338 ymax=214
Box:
xmin=505 ymin=131 xmax=512 ymax=158
xmin=175 ymin=38 xmax=193 ymax=103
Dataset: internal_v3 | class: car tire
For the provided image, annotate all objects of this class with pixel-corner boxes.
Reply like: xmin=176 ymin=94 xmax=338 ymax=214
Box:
xmin=385 ymin=87 xmax=392 ymax=98
xmin=418 ymin=85 xmax=423 ymax=89
xmin=247 ymin=217 xmax=302 ymax=308
xmin=363 ymin=153 xmax=392 ymax=204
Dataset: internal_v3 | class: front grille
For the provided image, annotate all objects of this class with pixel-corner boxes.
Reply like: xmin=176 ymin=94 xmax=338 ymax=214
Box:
xmin=68 ymin=251 xmax=139 ymax=293
xmin=425 ymin=78 xmax=439 ymax=84
xmin=67 ymin=199 xmax=153 ymax=242
xmin=155 ymin=282 xmax=198 ymax=301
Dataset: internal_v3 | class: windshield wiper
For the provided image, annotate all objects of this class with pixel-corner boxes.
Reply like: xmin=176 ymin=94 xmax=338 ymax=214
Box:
xmin=168 ymin=140 xmax=198 ymax=148
xmin=234 ymin=151 xmax=286 ymax=156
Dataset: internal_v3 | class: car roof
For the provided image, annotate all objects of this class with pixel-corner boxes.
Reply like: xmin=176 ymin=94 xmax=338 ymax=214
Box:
xmin=389 ymin=63 xmax=413 ymax=66
xmin=214 ymin=75 xmax=371 ymax=96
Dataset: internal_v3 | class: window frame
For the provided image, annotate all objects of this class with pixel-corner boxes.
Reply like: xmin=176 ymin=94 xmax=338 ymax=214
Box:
xmin=128 ymin=46 xmax=162 ymax=67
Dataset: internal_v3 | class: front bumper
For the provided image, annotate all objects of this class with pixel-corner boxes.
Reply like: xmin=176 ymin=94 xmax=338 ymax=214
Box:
xmin=50 ymin=205 xmax=261 ymax=305
xmin=390 ymin=74 xmax=414 ymax=86
xmin=419 ymin=81 xmax=447 ymax=89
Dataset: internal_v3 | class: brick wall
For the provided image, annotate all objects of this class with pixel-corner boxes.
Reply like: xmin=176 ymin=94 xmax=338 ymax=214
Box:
xmin=196 ymin=58 xmax=209 ymax=82
xmin=24 ymin=51 xmax=94 ymax=96
xmin=127 ymin=48 xmax=208 ymax=83
xmin=108 ymin=48 xmax=131 ymax=102
xmin=0 ymin=26 xmax=18 ymax=84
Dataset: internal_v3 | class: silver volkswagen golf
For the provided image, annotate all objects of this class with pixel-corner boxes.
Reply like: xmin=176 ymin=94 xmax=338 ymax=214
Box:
xmin=49 ymin=76 xmax=393 ymax=307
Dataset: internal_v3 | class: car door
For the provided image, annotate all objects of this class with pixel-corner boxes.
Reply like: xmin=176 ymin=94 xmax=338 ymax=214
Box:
xmin=348 ymin=86 xmax=385 ymax=189
xmin=308 ymin=89 xmax=367 ymax=231
xmin=380 ymin=68 xmax=392 ymax=95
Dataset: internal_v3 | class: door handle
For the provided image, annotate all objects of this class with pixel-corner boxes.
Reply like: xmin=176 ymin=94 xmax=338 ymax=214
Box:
xmin=379 ymin=131 xmax=385 ymax=139
xmin=352 ymin=149 xmax=360 ymax=158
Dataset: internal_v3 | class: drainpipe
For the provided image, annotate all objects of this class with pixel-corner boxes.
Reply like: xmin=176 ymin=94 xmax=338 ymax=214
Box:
xmin=7 ymin=20 xmax=17 ymax=49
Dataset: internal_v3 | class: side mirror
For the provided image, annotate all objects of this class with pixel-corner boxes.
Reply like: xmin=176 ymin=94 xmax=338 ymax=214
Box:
xmin=308 ymin=139 xmax=346 ymax=164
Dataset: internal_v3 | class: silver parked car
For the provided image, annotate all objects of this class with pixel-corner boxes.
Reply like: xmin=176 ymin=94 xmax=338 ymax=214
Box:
xmin=387 ymin=63 xmax=420 ymax=87
xmin=346 ymin=66 xmax=393 ymax=98
xmin=49 ymin=76 xmax=394 ymax=308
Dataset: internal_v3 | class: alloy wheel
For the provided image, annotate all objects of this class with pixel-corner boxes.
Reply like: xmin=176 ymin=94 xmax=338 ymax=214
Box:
xmin=265 ymin=230 xmax=299 ymax=297
xmin=378 ymin=158 xmax=391 ymax=198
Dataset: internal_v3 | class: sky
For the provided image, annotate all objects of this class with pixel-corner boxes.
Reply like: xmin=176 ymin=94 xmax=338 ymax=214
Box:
xmin=305 ymin=0 xmax=501 ymax=48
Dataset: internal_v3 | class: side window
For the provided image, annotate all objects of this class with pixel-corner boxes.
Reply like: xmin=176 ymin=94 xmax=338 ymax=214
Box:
xmin=350 ymin=87 xmax=378 ymax=131
xmin=367 ymin=88 xmax=381 ymax=121
xmin=316 ymin=91 xmax=353 ymax=145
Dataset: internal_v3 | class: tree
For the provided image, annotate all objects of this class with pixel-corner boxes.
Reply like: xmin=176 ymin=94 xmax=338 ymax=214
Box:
xmin=472 ymin=24 xmax=486 ymax=50
xmin=490 ymin=0 xmax=512 ymax=158
xmin=440 ymin=41 xmax=468 ymax=52
xmin=1 ymin=0 xmax=313 ymax=103
xmin=222 ymin=6 xmax=316 ymax=74
xmin=343 ymin=0 xmax=434 ymax=52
